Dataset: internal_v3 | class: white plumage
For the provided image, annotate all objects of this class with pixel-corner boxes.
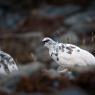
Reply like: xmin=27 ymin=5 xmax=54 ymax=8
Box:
xmin=42 ymin=37 xmax=95 ymax=73
xmin=0 ymin=51 xmax=18 ymax=75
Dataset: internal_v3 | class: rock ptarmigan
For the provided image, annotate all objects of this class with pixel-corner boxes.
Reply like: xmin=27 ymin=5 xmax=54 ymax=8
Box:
xmin=0 ymin=51 xmax=18 ymax=75
xmin=42 ymin=37 xmax=95 ymax=73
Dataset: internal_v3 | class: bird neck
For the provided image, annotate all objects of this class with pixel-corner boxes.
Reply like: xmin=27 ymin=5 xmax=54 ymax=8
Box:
xmin=49 ymin=42 xmax=58 ymax=53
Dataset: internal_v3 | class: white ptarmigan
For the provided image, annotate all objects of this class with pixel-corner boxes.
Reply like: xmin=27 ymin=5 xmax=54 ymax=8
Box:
xmin=42 ymin=37 xmax=95 ymax=73
xmin=0 ymin=50 xmax=18 ymax=75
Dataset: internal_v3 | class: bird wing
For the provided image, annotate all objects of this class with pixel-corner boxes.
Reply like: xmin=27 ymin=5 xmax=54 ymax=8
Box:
xmin=55 ymin=43 xmax=95 ymax=72
xmin=58 ymin=43 xmax=79 ymax=59
xmin=57 ymin=43 xmax=77 ymax=66
xmin=77 ymin=49 xmax=95 ymax=65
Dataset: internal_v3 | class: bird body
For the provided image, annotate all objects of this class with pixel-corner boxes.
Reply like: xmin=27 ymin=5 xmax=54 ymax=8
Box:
xmin=0 ymin=51 xmax=18 ymax=75
xmin=42 ymin=37 xmax=95 ymax=73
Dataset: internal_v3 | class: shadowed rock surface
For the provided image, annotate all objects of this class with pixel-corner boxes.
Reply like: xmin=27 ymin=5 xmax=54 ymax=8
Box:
xmin=0 ymin=0 xmax=95 ymax=95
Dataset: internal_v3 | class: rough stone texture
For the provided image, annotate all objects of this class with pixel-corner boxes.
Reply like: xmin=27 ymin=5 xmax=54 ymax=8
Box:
xmin=0 ymin=0 xmax=95 ymax=95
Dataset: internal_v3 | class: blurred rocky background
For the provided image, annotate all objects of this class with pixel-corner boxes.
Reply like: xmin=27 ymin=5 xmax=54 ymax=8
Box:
xmin=0 ymin=0 xmax=95 ymax=95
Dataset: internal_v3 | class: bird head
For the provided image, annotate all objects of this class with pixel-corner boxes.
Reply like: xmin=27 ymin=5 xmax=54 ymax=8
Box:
xmin=42 ymin=37 xmax=56 ymax=48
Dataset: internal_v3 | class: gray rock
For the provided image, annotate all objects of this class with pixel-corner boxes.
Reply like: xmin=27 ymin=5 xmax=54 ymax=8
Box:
xmin=50 ymin=61 xmax=59 ymax=69
xmin=64 ymin=11 xmax=95 ymax=26
xmin=60 ymin=31 xmax=79 ymax=44
xmin=35 ymin=46 xmax=51 ymax=62
xmin=43 ymin=69 xmax=61 ymax=78
xmin=58 ymin=88 xmax=88 ymax=95
xmin=38 ymin=4 xmax=81 ymax=18
xmin=18 ymin=62 xmax=45 ymax=75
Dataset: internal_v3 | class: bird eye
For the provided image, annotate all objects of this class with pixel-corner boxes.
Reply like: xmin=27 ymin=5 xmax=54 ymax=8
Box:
xmin=42 ymin=40 xmax=50 ymax=45
xmin=44 ymin=39 xmax=50 ymax=43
